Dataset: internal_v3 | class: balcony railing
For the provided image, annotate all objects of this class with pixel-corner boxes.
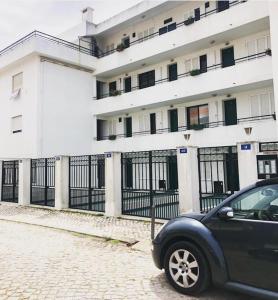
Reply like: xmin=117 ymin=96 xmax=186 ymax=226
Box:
xmin=97 ymin=114 xmax=275 ymax=141
xmin=95 ymin=50 xmax=270 ymax=100
xmin=97 ymin=0 xmax=244 ymax=58
xmin=0 ymin=30 xmax=95 ymax=58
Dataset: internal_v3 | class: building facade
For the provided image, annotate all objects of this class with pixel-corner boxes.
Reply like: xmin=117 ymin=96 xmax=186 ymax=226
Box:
xmin=1 ymin=0 xmax=278 ymax=219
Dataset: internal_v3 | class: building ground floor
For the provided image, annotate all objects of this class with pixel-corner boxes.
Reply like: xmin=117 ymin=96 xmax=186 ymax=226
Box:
xmin=1 ymin=140 xmax=277 ymax=220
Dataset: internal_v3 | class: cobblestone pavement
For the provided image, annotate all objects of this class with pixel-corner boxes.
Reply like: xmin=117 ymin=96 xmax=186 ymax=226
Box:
xmin=0 ymin=220 xmax=251 ymax=300
xmin=0 ymin=203 xmax=157 ymax=244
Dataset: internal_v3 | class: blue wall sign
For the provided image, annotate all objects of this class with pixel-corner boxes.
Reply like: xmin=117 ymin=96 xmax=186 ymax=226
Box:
xmin=241 ymin=144 xmax=251 ymax=151
xmin=105 ymin=153 xmax=112 ymax=158
xmin=180 ymin=148 xmax=187 ymax=154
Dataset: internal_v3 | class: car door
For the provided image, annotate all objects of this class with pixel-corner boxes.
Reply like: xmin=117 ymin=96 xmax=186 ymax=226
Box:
xmin=206 ymin=184 xmax=278 ymax=292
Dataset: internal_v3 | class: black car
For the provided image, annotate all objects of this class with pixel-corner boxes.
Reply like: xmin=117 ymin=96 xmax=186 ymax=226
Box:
xmin=152 ymin=178 xmax=278 ymax=299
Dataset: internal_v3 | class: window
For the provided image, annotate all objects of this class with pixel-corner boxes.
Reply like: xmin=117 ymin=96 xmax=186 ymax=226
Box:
xmin=158 ymin=23 xmax=176 ymax=35
xmin=109 ymin=81 xmax=117 ymax=96
xmin=124 ymin=77 xmax=131 ymax=93
xmin=159 ymin=26 xmax=167 ymax=35
xmin=187 ymin=104 xmax=209 ymax=128
xmin=125 ymin=117 xmax=132 ymax=137
xmin=168 ymin=63 xmax=177 ymax=81
xmin=246 ymin=36 xmax=270 ymax=57
xmin=164 ymin=17 xmax=173 ymax=24
xmin=150 ymin=113 xmax=156 ymax=134
xmin=221 ymin=46 xmax=235 ymax=68
xmin=185 ymin=57 xmax=200 ymax=73
xmin=257 ymin=155 xmax=278 ymax=179
xmin=250 ymin=92 xmax=275 ymax=117
xmin=11 ymin=115 xmax=22 ymax=134
xmin=12 ymin=72 xmax=23 ymax=92
xmin=230 ymin=184 xmax=278 ymax=221
xmin=138 ymin=70 xmax=155 ymax=89
xmin=184 ymin=10 xmax=194 ymax=20
xmin=169 ymin=109 xmax=178 ymax=132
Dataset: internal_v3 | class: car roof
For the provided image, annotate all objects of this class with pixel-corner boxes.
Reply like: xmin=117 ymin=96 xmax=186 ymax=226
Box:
xmin=256 ymin=177 xmax=278 ymax=187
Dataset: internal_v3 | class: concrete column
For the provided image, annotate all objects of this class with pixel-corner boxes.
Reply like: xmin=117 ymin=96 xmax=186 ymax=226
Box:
xmin=18 ymin=159 xmax=31 ymax=206
xmin=237 ymin=142 xmax=259 ymax=189
xmin=55 ymin=156 xmax=69 ymax=210
xmin=0 ymin=161 xmax=2 ymax=202
xmin=105 ymin=152 xmax=121 ymax=217
xmin=177 ymin=146 xmax=200 ymax=213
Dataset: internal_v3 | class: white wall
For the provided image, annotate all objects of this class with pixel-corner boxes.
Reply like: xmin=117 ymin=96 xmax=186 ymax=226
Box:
xmin=94 ymin=85 xmax=275 ymax=143
xmin=39 ymin=60 xmax=94 ymax=157
xmin=96 ymin=1 xmax=268 ymax=76
xmin=97 ymin=29 xmax=271 ymax=93
xmin=0 ymin=55 xmax=40 ymax=159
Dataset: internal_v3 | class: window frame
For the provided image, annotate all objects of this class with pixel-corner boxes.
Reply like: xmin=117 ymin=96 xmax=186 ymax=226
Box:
xmin=11 ymin=115 xmax=23 ymax=134
xmin=187 ymin=104 xmax=209 ymax=129
xmin=228 ymin=184 xmax=278 ymax=222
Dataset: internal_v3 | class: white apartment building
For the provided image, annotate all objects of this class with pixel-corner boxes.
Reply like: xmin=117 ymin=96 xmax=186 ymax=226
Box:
xmin=1 ymin=0 xmax=278 ymax=220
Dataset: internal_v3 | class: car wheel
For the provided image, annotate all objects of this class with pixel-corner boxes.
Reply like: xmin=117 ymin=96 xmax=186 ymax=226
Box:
xmin=164 ymin=241 xmax=210 ymax=295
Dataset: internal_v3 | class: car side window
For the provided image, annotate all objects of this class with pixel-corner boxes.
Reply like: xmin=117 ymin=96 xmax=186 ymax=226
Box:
xmin=230 ymin=184 xmax=278 ymax=221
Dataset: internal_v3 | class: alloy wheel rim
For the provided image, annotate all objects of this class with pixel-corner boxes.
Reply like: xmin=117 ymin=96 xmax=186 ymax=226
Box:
xmin=169 ymin=249 xmax=199 ymax=288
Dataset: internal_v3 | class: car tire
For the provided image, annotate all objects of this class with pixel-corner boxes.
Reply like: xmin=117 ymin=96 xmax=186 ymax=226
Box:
xmin=164 ymin=241 xmax=210 ymax=295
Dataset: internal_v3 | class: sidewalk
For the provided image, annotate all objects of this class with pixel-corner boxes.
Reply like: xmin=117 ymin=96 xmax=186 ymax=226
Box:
xmin=0 ymin=203 xmax=163 ymax=249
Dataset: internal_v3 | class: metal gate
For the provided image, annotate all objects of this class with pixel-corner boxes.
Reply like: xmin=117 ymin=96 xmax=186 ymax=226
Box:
xmin=69 ymin=155 xmax=105 ymax=212
xmin=1 ymin=161 xmax=19 ymax=203
xmin=198 ymin=146 xmax=239 ymax=213
xmin=121 ymin=150 xmax=179 ymax=220
xmin=31 ymin=158 xmax=55 ymax=207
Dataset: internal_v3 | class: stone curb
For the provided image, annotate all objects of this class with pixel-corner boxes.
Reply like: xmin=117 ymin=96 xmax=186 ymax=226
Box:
xmin=0 ymin=217 xmax=138 ymax=245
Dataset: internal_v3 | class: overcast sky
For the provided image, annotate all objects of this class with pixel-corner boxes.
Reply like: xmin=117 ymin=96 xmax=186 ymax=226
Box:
xmin=0 ymin=0 xmax=142 ymax=49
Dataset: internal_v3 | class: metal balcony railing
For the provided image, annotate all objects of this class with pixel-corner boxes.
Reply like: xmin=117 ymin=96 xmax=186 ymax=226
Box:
xmin=0 ymin=30 xmax=95 ymax=58
xmin=95 ymin=50 xmax=271 ymax=100
xmin=96 ymin=114 xmax=275 ymax=141
xmin=97 ymin=0 xmax=245 ymax=58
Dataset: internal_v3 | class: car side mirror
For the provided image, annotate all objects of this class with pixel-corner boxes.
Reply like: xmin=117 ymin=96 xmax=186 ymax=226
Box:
xmin=218 ymin=207 xmax=234 ymax=221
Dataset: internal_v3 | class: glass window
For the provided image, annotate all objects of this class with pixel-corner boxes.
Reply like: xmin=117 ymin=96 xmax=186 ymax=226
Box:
xmin=231 ymin=184 xmax=278 ymax=221
xmin=187 ymin=104 xmax=209 ymax=128
xmin=188 ymin=107 xmax=199 ymax=126
xmin=11 ymin=115 xmax=22 ymax=134
xmin=199 ymin=105 xmax=209 ymax=124
xmin=12 ymin=72 xmax=23 ymax=92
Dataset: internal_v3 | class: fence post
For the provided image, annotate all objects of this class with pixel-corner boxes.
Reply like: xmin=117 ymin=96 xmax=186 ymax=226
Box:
xmin=105 ymin=152 xmax=122 ymax=217
xmin=237 ymin=142 xmax=259 ymax=189
xmin=18 ymin=158 xmax=31 ymax=206
xmin=0 ymin=161 xmax=2 ymax=202
xmin=55 ymin=156 xmax=69 ymax=210
xmin=149 ymin=151 xmax=156 ymax=240
xmin=177 ymin=146 xmax=200 ymax=213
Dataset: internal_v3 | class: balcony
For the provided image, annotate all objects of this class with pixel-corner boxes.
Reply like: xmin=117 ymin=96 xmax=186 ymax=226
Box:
xmin=93 ymin=52 xmax=273 ymax=116
xmin=92 ymin=115 xmax=276 ymax=154
xmin=0 ymin=31 xmax=97 ymax=71
xmin=95 ymin=0 xmax=269 ymax=77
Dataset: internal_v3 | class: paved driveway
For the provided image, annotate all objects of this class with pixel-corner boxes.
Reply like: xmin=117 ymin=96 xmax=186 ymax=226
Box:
xmin=0 ymin=220 xmax=251 ymax=300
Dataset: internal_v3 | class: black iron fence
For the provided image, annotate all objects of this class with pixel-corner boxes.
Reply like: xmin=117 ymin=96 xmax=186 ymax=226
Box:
xmin=198 ymin=146 xmax=239 ymax=213
xmin=98 ymin=114 xmax=275 ymax=141
xmin=95 ymin=50 xmax=270 ymax=100
xmin=0 ymin=30 xmax=95 ymax=58
xmin=69 ymin=155 xmax=105 ymax=212
xmin=121 ymin=150 xmax=179 ymax=220
xmin=1 ymin=161 xmax=19 ymax=203
xmin=97 ymin=0 xmax=243 ymax=58
xmin=31 ymin=158 xmax=55 ymax=207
